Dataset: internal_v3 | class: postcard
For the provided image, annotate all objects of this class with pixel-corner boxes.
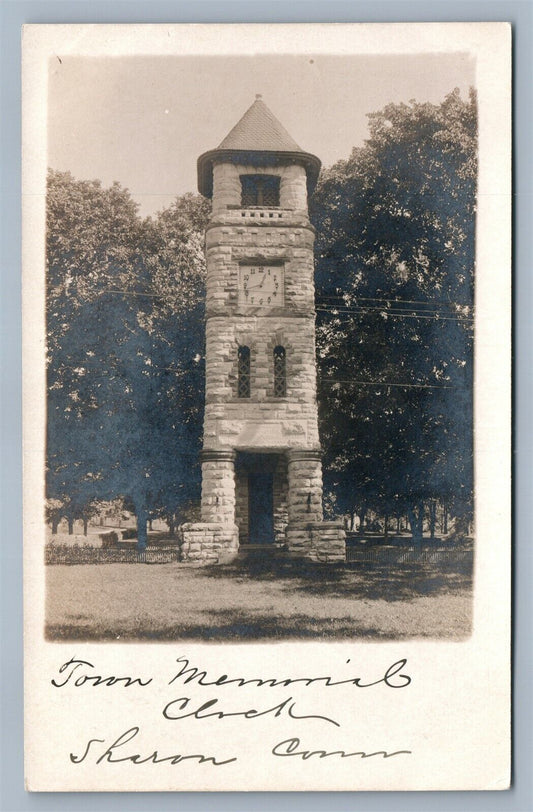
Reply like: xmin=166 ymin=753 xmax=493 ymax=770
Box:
xmin=23 ymin=23 xmax=511 ymax=791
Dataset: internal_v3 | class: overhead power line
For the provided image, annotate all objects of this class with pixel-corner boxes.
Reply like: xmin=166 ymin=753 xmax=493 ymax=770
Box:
xmin=318 ymin=379 xmax=455 ymax=389
xmin=83 ymin=292 xmax=474 ymax=323
xmin=60 ymin=283 xmax=474 ymax=322
xmin=61 ymin=282 xmax=475 ymax=312
xmin=315 ymin=306 xmax=473 ymax=324
xmin=105 ymin=288 xmax=165 ymax=299
xmin=53 ymin=364 xmax=460 ymax=391
xmin=316 ymin=293 xmax=474 ymax=310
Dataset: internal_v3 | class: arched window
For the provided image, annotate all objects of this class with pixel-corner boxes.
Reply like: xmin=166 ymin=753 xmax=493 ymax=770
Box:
xmin=237 ymin=346 xmax=251 ymax=398
xmin=273 ymin=346 xmax=286 ymax=398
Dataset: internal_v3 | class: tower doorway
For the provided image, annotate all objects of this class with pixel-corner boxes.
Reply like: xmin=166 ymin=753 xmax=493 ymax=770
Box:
xmin=248 ymin=472 xmax=274 ymax=545
xmin=235 ymin=452 xmax=282 ymax=546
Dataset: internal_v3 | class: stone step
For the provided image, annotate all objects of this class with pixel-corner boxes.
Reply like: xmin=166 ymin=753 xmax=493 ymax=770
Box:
xmin=239 ymin=544 xmax=276 ymax=552
xmin=238 ymin=544 xmax=285 ymax=556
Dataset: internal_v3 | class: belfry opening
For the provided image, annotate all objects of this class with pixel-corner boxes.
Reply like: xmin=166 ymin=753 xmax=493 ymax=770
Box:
xmin=180 ymin=95 xmax=346 ymax=563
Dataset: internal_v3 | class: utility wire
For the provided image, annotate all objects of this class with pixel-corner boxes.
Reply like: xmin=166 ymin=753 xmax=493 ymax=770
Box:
xmin=106 ymin=288 xmax=165 ymax=299
xmin=72 ymin=290 xmax=473 ymax=323
xmin=318 ymin=379 xmax=455 ymax=389
xmin=315 ymin=306 xmax=473 ymax=324
xmin=52 ymin=365 xmax=458 ymax=390
xmin=63 ymin=283 xmax=474 ymax=313
xmin=316 ymin=294 xmax=474 ymax=310
xmin=316 ymin=303 xmax=472 ymax=316
xmin=316 ymin=304 xmax=473 ymax=319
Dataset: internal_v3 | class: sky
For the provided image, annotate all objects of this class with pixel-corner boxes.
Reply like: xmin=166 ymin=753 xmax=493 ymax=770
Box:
xmin=48 ymin=52 xmax=475 ymax=217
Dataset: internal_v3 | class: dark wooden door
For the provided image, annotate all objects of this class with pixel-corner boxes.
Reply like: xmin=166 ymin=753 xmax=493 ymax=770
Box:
xmin=248 ymin=472 xmax=274 ymax=544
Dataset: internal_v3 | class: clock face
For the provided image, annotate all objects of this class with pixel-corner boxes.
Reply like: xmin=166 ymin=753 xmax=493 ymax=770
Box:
xmin=238 ymin=264 xmax=285 ymax=306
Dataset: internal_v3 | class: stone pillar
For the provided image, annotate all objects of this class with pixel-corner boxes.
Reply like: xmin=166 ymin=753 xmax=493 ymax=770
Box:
xmin=234 ymin=471 xmax=249 ymax=545
xmin=273 ymin=455 xmax=289 ymax=543
xmin=212 ymin=162 xmax=240 ymax=212
xmin=287 ymin=449 xmax=323 ymax=524
xmin=285 ymin=449 xmax=346 ymax=562
xmin=181 ymin=448 xmax=239 ymax=563
xmin=200 ymin=449 xmax=236 ymax=524
xmin=280 ymin=165 xmax=308 ymax=210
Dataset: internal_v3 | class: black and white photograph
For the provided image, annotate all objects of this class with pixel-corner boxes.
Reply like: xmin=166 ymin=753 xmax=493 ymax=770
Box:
xmin=43 ymin=42 xmax=477 ymax=643
xmin=23 ymin=23 xmax=511 ymax=792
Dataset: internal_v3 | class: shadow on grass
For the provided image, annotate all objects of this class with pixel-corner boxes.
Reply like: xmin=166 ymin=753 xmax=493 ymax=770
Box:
xmin=45 ymin=557 xmax=474 ymax=642
xmin=46 ymin=606 xmax=470 ymax=642
xmin=198 ymin=557 xmax=473 ymax=602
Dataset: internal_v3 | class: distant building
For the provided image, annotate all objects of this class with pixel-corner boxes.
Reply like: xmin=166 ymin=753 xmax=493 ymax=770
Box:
xmin=181 ymin=96 xmax=345 ymax=562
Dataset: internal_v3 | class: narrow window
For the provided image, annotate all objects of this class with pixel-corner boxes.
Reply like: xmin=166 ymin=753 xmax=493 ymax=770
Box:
xmin=237 ymin=346 xmax=251 ymax=398
xmin=273 ymin=346 xmax=286 ymax=398
xmin=240 ymin=175 xmax=280 ymax=208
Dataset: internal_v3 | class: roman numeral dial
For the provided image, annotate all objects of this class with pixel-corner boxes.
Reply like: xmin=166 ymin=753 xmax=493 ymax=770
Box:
xmin=238 ymin=264 xmax=285 ymax=307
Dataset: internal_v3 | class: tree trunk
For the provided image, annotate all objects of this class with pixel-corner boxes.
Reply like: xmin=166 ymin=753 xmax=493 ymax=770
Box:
xmin=168 ymin=517 xmax=176 ymax=538
xmin=358 ymin=506 xmax=367 ymax=533
xmin=148 ymin=519 xmax=153 ymax=532
xmin=429 ymin=501 xmax=436 ymax=540
xmin=384 ymin=513 xmax=389 ymax=541
xmin=442 ymin=505 xmax=448 ymax=535
xmin=52 ymin=517 xmax=59 ymax=534
xmin=83 ymin=518 xmax=88 ymax=536
xmin=396 ymin=515 xmax=400 ymax=534
xmin=455 ymin=514 xmax=469 ymax=539
xmin=67 ymin=517 xmax=74 ymax=535
xmin=136 ymin=506 xmax=148 ymax=552
xmin=408 ymin=503 xmax=424 ymax=551
xmin=418 ymin=501 xmax=425 ymax=546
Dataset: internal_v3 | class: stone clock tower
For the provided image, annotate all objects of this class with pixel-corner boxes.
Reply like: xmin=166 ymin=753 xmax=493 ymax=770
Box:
xmin=181 ymin=96 xmax=345 ymax=563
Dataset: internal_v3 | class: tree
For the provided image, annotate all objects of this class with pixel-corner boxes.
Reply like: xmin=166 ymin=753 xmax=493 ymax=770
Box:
xmin=46 ymin=171 xmax=209 ymax=549
xmin=137 ymin=195 xmax=209 ymax=538
xmin=46 ymin=171 xmax=144 ymax=534
xmin=311 ymin=89 xmax=476 ymax=541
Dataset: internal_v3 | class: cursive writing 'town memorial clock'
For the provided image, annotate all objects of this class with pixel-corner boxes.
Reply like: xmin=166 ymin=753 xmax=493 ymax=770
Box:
xmin=238 ymin=263 xmax=285 ymax=307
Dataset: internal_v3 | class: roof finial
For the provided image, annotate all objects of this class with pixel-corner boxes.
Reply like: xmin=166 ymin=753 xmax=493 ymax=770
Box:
xmin=255 ymin=93 xmax=262 ymax=101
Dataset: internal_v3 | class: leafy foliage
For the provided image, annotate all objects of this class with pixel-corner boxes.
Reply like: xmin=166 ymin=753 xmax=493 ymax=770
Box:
xmin=46 ymin=88 xmax=476 ymax=547
xmin=311 ymin=89 xmax=476 ymax=536
xmin=46 ymin=171 xmax=209 ymax=547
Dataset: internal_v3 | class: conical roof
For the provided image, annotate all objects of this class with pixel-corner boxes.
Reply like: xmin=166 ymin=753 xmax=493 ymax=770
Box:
xmin=197 ymin=95 xmax=321 ymax=198
xmin=217 ymin=96 xmax=304 ymax=152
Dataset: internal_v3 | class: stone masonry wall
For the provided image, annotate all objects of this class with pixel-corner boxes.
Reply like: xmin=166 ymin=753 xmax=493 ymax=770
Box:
xmin=180 ymin=523 xmax=239 ymax=563
xmin=212 ymin=162 xmax=308 ymax=213
xmin=285 ymin=522 xmax=346 ymax=563
xmin=200 ymin=451 xmax=236 ymax=523
xmin=202 ymin=166 xmax=319 ymax=454
xmin=205 ymin=220 xmax=316 ymax=316
xmin=203 ymin=315 xmax=320 ymax=451
xmin=273 ymin=455 xmax=289 ymax=542
xmin=235 ymin=472 xmax=249 ymax=545
xmin=287 ymin=450 xmax=323 ymax=524
xmin=189 ymin=156 xmax=344 ymax=563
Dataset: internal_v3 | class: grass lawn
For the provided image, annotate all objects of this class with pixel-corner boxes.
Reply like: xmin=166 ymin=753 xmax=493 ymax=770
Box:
xmin=45 ymin=557 xmax=473 ymax=641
